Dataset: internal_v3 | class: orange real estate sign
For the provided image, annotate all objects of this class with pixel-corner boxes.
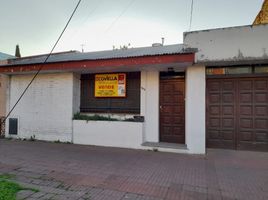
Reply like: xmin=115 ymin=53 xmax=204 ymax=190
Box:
xmin=95 ymin=73 xmax=126 ymax=97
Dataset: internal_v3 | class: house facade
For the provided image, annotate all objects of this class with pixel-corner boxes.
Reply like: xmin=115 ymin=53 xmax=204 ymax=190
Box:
xmin=0 ymin=24 xmax=267 ymax=153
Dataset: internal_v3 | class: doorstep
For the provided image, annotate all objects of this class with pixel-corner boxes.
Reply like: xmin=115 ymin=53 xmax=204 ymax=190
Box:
xmin=141 ymin=142 xmax=189 ymax=154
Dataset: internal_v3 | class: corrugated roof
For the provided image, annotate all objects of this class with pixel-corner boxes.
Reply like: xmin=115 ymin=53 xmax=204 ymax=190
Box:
xmin=0 ymin=52 xmax=16 ymax=60
xmin=6 ymin=44 xmax=193 ymax=66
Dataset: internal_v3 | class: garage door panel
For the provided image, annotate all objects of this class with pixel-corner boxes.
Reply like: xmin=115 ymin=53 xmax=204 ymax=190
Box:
xmin=255 ymin=93 xmax=268 ymax=103
xmin=240 ymin=106 xmax=253 ymax=115
xmin=222 ymin=106 xmax=235 ymax=115
xmin=207 ymin=140 xmax=235 ymax=149
xmin=222 ymin=118 xmax=235 ymax=128
xmin=255 ymin=119 xmax=268 ymax=129
xmin=209 ymin=94 xmax=220 ymax=103
xmin=209 ymin=106 xmax=220 ymax=115
xmin=222 ymin=131 xmax=235 ymax=140
xmin=209 ymin=118 xmax=220 ymax=127
xmin=255 ymin=132 xmax=268 ymax=142
xmin=239 ymin=80 xmax=253 ymax=90
xmin=255 ymin=106 xmax=268 ymax=116
xmin=240 ymin=93 xmax=253 ymax=103
xmin=222 ymin=81 xmax=235 ymax=90
xmin=208 ymin=81 xmax=220 ymax=91
xmin=240 ymin=118 xmax=253 ymax=128
xmin=222 ymin=93 xmax=235 ymax=103
xmin=239 ymin=132 xmax=253 ymax=141
xmin=255 ymin=80 xmax=268 ymax=90
xmin=207 ymin=77 xmax=268 ymax=152
xmin=208 ymin=130 xmax=220 ymax=139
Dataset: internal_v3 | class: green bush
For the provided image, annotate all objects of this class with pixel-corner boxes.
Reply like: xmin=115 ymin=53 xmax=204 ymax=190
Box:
xmin=73 ymin=113 xmax=119 ymax=121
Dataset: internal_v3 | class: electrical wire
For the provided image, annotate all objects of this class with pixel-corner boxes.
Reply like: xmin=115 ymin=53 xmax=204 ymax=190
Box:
xmin=188 ymin=0 xmax=194 ymax=31
xmin=67 ymin=0 xmax=103 ymax=41
xmin=1 ymin=0 xmax=82 ymax=125
xmin=105 ymin=0 xmax=136 ymax=32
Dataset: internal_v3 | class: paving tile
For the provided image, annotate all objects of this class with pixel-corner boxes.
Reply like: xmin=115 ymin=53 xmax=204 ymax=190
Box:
xmin=29 ymin=191 xmax=47 ymax=198
xmin=0 ymin=139 xmax=266 ymax=200
xmin=16 ymin=190 xmax=36 ymax=200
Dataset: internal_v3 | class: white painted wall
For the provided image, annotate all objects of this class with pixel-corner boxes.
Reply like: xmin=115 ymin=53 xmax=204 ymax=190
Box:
xmin=143 ymin=71 xmax=159 ymax=143
xmin=73 ymin=120 xmax=143 ymax=149
xmin=185 ymin=65 xmax=206 ymax=154
xmin=184 ymin=24 xmax=268 ymax=62
xmin=72 ymin=73 xmax=81 ymax=115
xmin=5 ymin=73 xmax=76 ymax=142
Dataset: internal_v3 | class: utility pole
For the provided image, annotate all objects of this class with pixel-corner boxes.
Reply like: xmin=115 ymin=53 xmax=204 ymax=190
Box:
xmin=81 ymin=44 xmax=85 ymax=53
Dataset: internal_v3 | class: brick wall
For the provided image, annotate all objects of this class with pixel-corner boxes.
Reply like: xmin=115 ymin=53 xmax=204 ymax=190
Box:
xmin=6 ymin=73 xmax=79 ymax=142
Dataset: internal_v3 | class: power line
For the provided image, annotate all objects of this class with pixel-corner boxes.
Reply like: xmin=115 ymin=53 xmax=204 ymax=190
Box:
xmin=67 ymin=0 xmax=103 ymax=41
xmin=1 ymin=0 xmax=82 ymax=125
xmin=188 ymin=0 xmax=194 ymax=31
xmin=105 ymin=0 xmax=136 ymax=32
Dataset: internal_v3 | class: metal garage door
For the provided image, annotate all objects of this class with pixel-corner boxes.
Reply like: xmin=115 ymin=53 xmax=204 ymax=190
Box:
xmin=206 ymin=77 xmax=268 ymax=151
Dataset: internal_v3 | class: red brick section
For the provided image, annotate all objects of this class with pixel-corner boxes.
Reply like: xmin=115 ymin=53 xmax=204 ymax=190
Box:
xmin=0 ymin=54 xmax=194 ymax=73
xmin=0 ymin=139 xmax=267 ymax=200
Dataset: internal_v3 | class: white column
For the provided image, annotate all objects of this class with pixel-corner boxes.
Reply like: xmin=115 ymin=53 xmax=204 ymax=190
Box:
xmin=72 ymin=73 xmax=81 ymax=115
xmin=144 ymin=71 xmax=159 ymax=143
xmin=185 ymin=65 xmax=206 ymax=154
xmin=140 ymin=71 xmax=147 ymax=116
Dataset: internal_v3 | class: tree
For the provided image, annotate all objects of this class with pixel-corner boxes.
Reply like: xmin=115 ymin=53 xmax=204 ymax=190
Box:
xmin=15 ymin=44 xmax=21 ymax=58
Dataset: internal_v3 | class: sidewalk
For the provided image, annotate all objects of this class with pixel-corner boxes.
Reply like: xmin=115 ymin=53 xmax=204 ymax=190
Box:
xmin=0 ymin=139 xmax=267 ymax=200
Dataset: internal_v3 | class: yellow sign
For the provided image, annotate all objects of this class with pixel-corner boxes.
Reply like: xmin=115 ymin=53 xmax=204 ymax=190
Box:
xmin=95 ymin=73 xmax=126 ymax=97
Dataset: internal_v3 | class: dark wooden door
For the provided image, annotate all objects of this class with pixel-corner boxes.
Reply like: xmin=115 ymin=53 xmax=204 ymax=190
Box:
xmin=206 ymin=79 xmax=236 ymax=149
xmin=160 ymin=78 xmax=185 ymax=144
xmin=206 ymin=77 xmax=268 ymax=151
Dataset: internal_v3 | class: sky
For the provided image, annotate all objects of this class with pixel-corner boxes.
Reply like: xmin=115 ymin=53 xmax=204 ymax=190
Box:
xmin=0 ymin=0 xmax=264 ymax=57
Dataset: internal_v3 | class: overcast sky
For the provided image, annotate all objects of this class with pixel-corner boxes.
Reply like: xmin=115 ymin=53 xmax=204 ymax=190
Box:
xmin=0 ymin=0 xmax=264 ymax=57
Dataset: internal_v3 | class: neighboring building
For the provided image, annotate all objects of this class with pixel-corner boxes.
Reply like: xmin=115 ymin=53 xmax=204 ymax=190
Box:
xmin=0 ymin=52 xmax=15 ymax=117
xmin=184 ymin=24 xmax=268 ymax=152
xmin=0 ymin=52 xmax=15 ymax=136
xmin=0 ymin=24 xmax=267 ymax=154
